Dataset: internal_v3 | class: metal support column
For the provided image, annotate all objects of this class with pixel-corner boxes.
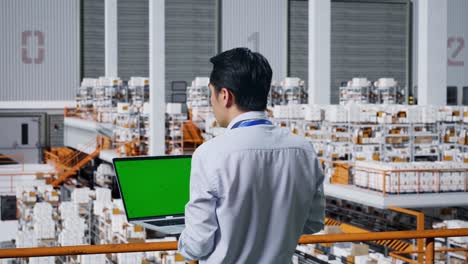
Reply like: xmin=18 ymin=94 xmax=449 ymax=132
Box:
xmin=104 ymin=0 xmax=118 ymax=77
xmin=308 ymin=0 xmax=331 ymax=105
xmin=149 ymin=0 xmax=166 ymax=155
xmin=417 ymin=0 xmax=447 ymax=105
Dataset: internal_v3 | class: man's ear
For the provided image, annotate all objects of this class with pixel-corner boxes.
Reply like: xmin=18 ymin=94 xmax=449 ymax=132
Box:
xmin=220 ymin=88 xmax=235 ymax=108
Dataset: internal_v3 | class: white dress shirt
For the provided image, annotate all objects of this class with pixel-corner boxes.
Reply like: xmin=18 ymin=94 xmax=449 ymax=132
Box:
xmin=178 ymin=111 xmax=325 ymax=263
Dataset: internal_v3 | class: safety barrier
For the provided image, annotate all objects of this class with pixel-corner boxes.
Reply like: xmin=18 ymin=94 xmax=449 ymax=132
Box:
xmin=0 ymin=155 xmax=33 ymax=194
xmin=0 ymin=228 xmax=467 ymax=263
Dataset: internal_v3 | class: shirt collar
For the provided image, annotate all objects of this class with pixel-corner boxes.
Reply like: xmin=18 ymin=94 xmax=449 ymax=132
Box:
xmin=227 ymin=111 xmax=268 ymax=129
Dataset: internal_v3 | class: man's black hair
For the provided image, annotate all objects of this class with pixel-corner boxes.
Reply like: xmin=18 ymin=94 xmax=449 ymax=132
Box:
xmin=209 ymin=47 xmax=273 ymax=111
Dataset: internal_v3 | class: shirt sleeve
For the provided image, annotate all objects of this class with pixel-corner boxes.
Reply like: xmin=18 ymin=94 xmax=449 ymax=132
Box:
xmin=303 ymin=154 xmax=325 ymax=234
xmin=178 ymin=151 xmax=219 ymax=260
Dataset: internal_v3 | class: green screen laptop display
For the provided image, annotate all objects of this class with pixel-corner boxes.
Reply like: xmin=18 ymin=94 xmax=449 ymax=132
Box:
xmin=114 ymin=156 xmax=191 ymax=220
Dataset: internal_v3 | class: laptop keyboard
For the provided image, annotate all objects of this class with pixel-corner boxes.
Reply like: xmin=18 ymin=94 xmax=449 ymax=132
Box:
xmin=147 ymin=218 xmax=185 ymax=227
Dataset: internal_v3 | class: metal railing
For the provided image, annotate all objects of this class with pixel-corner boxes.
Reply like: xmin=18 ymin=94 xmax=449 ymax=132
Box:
xmin=0 ymin=154 xmax=25 ymax=173
xmin=0 ymin=228 xmax=467 ymax=263
xmin=0 ymin=155 xmax=24 ymax=194
xmin=388 ymin=206 xmax=426 ymax=263
xmin=0 ymin=155 xmax=55 ymax=194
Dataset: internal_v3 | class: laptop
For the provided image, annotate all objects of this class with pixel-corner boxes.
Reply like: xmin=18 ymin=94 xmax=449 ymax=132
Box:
xmin=113 ymin=155 xmax=191 ymax=234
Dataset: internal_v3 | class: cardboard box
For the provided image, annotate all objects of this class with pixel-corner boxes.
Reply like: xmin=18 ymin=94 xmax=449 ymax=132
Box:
xmin=450 ymin=258 xmax=466 ymax=264
xmin=351 ymin=243 xmax=369 ymax=256
xmin=354 ymin=255 xmax=370 ymax=264
xmin=325 ymin=226 xmax=342 ymax=234
xmin=415 ymin=136 xmax=433 ymax=144
xmin=36 ymin=172 xmax=45 ymax=179
xmin=322 ymin=226 xmax=343 ymax=247
xmin=331 ymin=164 xmax=351 ymax=185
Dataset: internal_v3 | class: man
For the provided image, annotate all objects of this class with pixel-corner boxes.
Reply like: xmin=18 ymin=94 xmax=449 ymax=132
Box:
xmin=178 ymin=47 xmax=324 ymax=263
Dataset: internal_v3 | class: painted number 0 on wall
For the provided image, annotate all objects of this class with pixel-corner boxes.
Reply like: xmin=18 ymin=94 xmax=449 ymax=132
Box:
xmin=448 ymin=36 xmax=465 ymax=67
xmin=21 ymin=31 xmax=45 ymax=64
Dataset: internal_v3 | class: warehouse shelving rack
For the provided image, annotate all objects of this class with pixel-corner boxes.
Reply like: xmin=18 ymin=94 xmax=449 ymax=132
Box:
xmin=325 ymin=121 xmax=352 ymax=162
xmin=139 ymin=112 xmax=150 ymax=155
xmin=349 ymin=123 xmax=381 ymax=162
xmin=376 ymin=85 xmax=405 ymax=105
xmin=114 ymin=111 xmax=142 ymax=156
xmin=446 ymin=240 xmax=468 ymax=263
xmin=165 ymin=113 xmax=186 ymax=155
xmin=93 ymin=169 xmax=114 ymax=188
xmin=323 ymin=122 xmax=352 ymax=185
xmin=324 ymin=181 xmax=468 ymax=209
xmin=439 ymin=122 xmax=462 ymax=162
xmin=381 ymin=123 xmax=411 ymax=163
xmin=79 ymin=201 xmax=93 ymax=245
xmin=339 ymin=85 xmax=376 ymax=105
xmin=303 ymin=120 xmax=327 ymax=158
xmin=55 ymin=201 xmax=92 ymax=264
xmin=411 ymin=123 xmax=440 ymax=162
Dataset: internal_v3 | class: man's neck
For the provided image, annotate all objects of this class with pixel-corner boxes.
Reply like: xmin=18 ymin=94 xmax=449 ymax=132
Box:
xmin=226 ymin=109 xmax=248 ymax=126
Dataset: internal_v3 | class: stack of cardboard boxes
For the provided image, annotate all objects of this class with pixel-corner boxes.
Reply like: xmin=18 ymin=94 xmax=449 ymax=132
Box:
xmin=354 ymin=161 xmax=468 ymax=194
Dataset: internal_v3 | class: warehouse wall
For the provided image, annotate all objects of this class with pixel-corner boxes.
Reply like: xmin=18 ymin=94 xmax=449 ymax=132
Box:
xmin=0 ymin=220 xmax=17 ymax=243
xmin=330 ymin=0 xmax=409 ymax=104
xmin=0 ymin=0 xmax=80 ymax=101
xmin=48 ymin=114 xmax=64 ymax=147
xmin=0 ymin=113 xmax=48 ymax=163
xmin=82 ymin=0 xmax=149 ymax=80
xmin=118 ymin=0 xmax=149 ymax=80
xmin=222 ymin=0 xmax=288 ymax=81
xmin=82 ymin=0 xmax=105 ymax=78
xmin=288 ymin=0 xmax=409 ymax=104
xmin=411 ymin=0 xmax=468 ymax=104
xmin=81 ymin=0 xmax=217 ymax=103
xmin=165 ymin=0 xmax=217 ymax=102
xmin=411 ymin=0 xmax=418 ymax=98
xmin=288 ymin=0 xmax=308 ymax=83
xmin=447 ymin=0 xmax=468 ymax=104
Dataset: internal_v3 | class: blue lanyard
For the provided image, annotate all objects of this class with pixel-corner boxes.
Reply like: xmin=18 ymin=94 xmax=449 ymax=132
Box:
xmin=231 ymin=119 xmax=273 ymax=129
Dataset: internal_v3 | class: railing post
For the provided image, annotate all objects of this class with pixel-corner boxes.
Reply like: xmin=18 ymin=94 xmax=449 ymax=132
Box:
xmin=388 ymin=206 xmax=425 ymax=263
xmin=425 ymin=237 xmax=434 ymax=264
xmin=416 ymin=212 xmax=425 ymax=263
xmin=382 ymin=172 xmax=386 ymax=195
